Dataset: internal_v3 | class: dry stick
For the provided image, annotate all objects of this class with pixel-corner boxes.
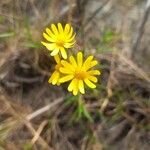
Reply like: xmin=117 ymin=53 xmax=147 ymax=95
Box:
xmin=0 ymin=94 xmax=57 ymax=150
xmin=25 ymin=121 xmax=53 ymax=150
xmin=132 ymin=0 xmax=150 ymax=58
xmin=26 ymin=97 xmax=64 ymax=121
xmin=25 ymin=97 xmax=63 ymax=149
xmin=14 ymin=97 xmax=63 ymax=149
xmin=31 ymin=120 xmax=48 ymax=144
xmin=101 ymin=51 xmax=116 ymax=112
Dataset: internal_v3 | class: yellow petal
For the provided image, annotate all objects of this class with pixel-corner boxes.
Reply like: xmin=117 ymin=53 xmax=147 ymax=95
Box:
xmin=79 ymin=80 xmax=85 ymax=94
xmin=60 ymin=67 xmax=73 ymax=74
xmin=64 ymin=42 xmax=75 ymax=48
xmin=88 ymin=76 xmax=98 ymax=83
xmin=84 ymin=60 xmax=98 ymax=71
xmin=67 ymin=27 xmax=73 ymax=38
xmin=68 ymin=78 xmax=76 ymax=92
xmin=41 ymin=42 xmax=56 ymax=51
xmin=60 ymin=47 xmax=67 ymax=59
xmin=48 ymin=71 xmax=59 ymax=85
xmin=50 ymin=49 xmax=59 ymax=56
xmin=69 ymin=56 xmax=77 ymax=67
xmin=45 ymin=28 xmax=56 ymax=39
xmin=57 ymin=23 xmax=63 ymax=34
xmin=52 ymin=72 xmax=59 ymax=85
xmin=51 ymin=24 xmax=58 ymax=35
xmin=84 ymin=78 xmax=96 ymax=89
xmin=61 ymin=60 xmax=75 ymax=71
xmin=54 ymin=54 xmax=60 ymax=63
xmin=83 ymin=55 xmax=93 ymax=69
xmin=90 ymin=60 xmax=98 ymax=68
xmin=66 ymin=33 xmax=76 ymax=42
xmin=87 ymin=70 xmax=101 ymax=75
xmin=77 ymin=52 xmax=83 ymax=67
xmin=72 ymin=79 xmax=79 ymax=95
xmin=43 ymin=33 xmax=55 ymax=42
xmin=64 ymin=24 xmax=70 ymax=34
xmin=59 ymin=75 xmax=74 ymax=83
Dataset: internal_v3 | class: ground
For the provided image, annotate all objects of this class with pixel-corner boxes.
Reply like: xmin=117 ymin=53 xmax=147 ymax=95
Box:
xmin=0 ymin=0 xmax=150 ymax=150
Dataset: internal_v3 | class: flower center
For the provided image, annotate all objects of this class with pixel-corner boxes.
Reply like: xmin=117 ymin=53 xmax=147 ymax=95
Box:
xmin=56 ymin=39 xmax=64 ymax=47
xmin=75 ymin=70 xmax=87 ymax=80
xmin=55 ymin=63 xmax=62 ymax=71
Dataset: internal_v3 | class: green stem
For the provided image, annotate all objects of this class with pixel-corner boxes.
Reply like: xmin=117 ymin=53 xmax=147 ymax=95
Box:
xmin=77 ymin=94 xmax=93 ymax=122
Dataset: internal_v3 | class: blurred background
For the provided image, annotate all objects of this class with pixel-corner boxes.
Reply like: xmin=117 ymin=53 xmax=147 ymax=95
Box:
xmin=0 ymin=0 xmax=150 ymax=149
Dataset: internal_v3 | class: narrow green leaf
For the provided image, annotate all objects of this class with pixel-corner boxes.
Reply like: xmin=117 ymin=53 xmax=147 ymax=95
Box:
xmin=0 ymin=32 xmax=15 ymax=38
xmin=83 ymin=107 xmax=93 ymax=122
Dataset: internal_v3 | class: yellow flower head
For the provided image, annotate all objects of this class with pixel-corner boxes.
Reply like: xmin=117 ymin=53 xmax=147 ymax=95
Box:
xmin=41 ymin=23 xmax=76 ymax=59
xmin=48 ymin=55 xmax=62 ymax=85
xmin=59 ymin=52 xmax=101 ymax=95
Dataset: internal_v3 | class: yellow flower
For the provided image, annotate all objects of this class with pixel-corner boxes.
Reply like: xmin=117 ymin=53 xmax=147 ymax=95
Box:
xmin=41 ymin=23 xmax=76 ymax=59
xmin=59 ymin=52 xmax=100 ymax=95
xmin=48 ymin=54 xmax=62 ymax=85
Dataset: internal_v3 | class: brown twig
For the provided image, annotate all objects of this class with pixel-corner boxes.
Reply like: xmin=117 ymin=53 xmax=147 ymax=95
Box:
xmin=31 ymin=120 xmax=48 ymax=145
xmin=25 ymin=121 xmax=53 ymax=150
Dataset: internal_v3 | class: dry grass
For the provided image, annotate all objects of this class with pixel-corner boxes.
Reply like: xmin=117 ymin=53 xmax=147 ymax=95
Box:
xmin=0 ymin=0 xmax=150 ymax=149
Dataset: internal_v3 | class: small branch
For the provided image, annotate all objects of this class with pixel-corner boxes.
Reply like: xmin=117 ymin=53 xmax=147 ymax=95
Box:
xmin=26 ymin=97 xmax=64 ymax=121
xmin=25 ymin=121 xmax=53 ymax=150
xmin=31 ymin=120 xmax=48 ymax=144
xmin=132 ymin=0 xmax=150 ymax=58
